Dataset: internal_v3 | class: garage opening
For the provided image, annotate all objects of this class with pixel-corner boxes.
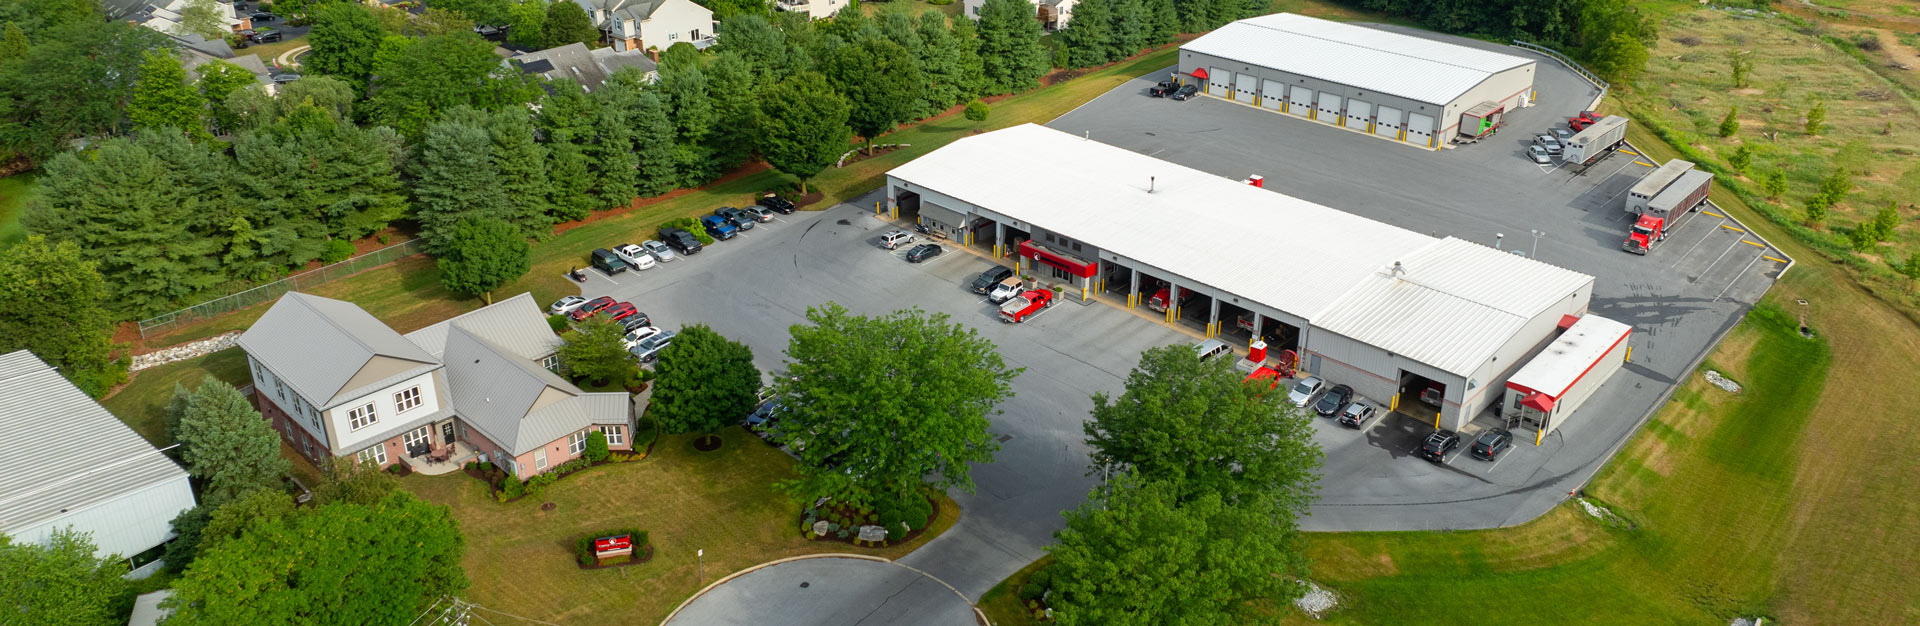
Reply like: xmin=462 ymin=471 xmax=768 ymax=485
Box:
xmin=1227 ymin=310 xmax=1301 ymax=354
xmin=1397 ymin=370 xmax=1447 ymax=427
xmin=918 ymin=199 xmax=968 ymax=241
xmin=968 ymin=217 xmax=996 ymax=253
xmin=1100 ymin=263 xmax=1133 ymax=306
xmin=896 ymin=190 xmax=920 ymax=221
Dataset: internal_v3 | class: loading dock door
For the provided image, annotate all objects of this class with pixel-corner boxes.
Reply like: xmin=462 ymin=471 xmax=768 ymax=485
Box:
xmin=1345 ymin=99 xmax=1372 ymax=131
xmin=1260 ymin=79 xmax=1286 ymax=109
xmin=1315 ymin=93 xmax=1342 ymax=124
xmin=1287 ymin=85 xmax=1313 ymax=117
xmin=1407 ymin=112 xmax=1436 ymax=147
xmin=1375 ymin=105 xmax=1402 ymax=137
xmin=1233 ymin=73 xmax=1258 ymax=104
xmin=1207 ymin=68 xmax=1231 ymax=96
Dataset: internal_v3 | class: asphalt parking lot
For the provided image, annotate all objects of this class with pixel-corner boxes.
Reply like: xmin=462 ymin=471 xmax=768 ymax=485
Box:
xmin=1047 ymin=28 xmax=1786 ymax=532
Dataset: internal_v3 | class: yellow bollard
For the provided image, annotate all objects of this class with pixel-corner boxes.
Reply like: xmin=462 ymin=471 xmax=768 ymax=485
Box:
xmin=1625 ymin=346 xmax=1632 ymax=363
xmin=1389 ymin=394 xmax=1399 ymax=411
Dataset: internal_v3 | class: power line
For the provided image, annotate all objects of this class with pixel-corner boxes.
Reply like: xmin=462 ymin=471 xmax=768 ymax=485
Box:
xmin=406 ymin=597 xmax=450 ymax=626
xmin=467 ymin=602 xmax=566 ymax=626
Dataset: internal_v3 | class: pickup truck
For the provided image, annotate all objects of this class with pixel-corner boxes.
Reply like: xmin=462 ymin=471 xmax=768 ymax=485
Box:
xmin=1149 ymin=80 xmax=1178 ymax=97
xmin=1622 ymin=214 xmax=1665 ymax=255
xmin=699 ymin=214 xmax=737 ymax=241
xmin=999 ymin=289 xmax=1054 ymax=323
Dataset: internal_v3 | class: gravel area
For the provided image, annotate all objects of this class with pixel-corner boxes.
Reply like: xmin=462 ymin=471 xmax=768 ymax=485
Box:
xmin=131 ymin=332 xmax=240 ymax=372
xmin=1294 ymin=580 xmax=1338 ymax=618
xmin=1705 ymin=370 xmax=1744 ymax=394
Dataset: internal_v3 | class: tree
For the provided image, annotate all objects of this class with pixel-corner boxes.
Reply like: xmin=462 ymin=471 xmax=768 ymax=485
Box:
xmin=0 ymin=21 xmax=169 ymax=164
xmin=1045 ymin=473 xmax=1308 ymax=626
xmin=547 ymin=139 xmax=599 ymax=222
xmin=1805 ymin=194 xmax=1831 ymax=224
xmin=0 ymin=530 xmax=130 ymax=626
xmin=436 ymin=219 xmax=530 ymax=303
xmin=964 ymin=99 xmax=990 ymax=128
xmin=1819 ymin=166 xmax=1851 ymax=205
xmin=585 ymin=430 xmax=610 ymax=461
xmin=1761 ymin=169 xmax=1788 ymax=199
xmin=229 ymin=108 xmax=408 ymax=267
xmin=660 ymin=41 xmax=703 ymax=73
xmin=1805 ymin=100 xmax=1826 ymax=135
xmin=163 ymin=491 xmax=467 ymax=626
xmin=1728 ymin=144 xmax=1752 ymax=172
xmin=558 ymin=317 xmax=636 ymax=385
xmin=364 ymin=32 xmax=541 ymax=138
xmin=175 ymin=0 xmax=228 ymax=38
xmin=911 ymin=13 xmax=980 ymax=118
xmin=1718 ymin=106 xmax=1740 ymax=138
xmin=649 ymin=324 xmax=761 ymax=448
xmin=507 ymin=0 xmax=548 ymax=49
xmin=1583 ymin=31 xmax=1649 ymax=82
xmin=1110 ymin=0 xmax=1150 ymax=58
xmin=1728 ymin=49 xmax=1752 ymax=88
xmin=438 ymin=0 xmax=512 ymax=26
xmin=404 ymin=8 xmax=480 ymax=37
xmin=0 ymin=237 xmax=116 ymax=391
xmin=769 ymin=303 xmax=1018 ymax=508
xmin=544 ymin=0 xmax=599 ymax=48
xmin=976 ymin=0 xmax=1050 ymax=93
xmin=166 ymin=489 xmax=298 ymax=573
xmin=173 ymin=375 xmax=292 ymax=506
xmin=129 ymin=51 xmax=209 ymax=140
xmin=704 ymin=51 xmax=761 ymax=172
xmin=306 ymin=3 xmax=385 ymax=91
xmin=658 ymin=66 xmax=716 ymax=183
xmin=758 ymin=72 xmax=851 ymax=194
xmin=412 ymin=120 xmax=512 ymax=252
xmin=826 ymin=36 xmax=922 ymax=153
xmin=450 ymin=106 xmax=553 ymax=234
xmin=1148 ymin=0 xmax=1178 ymax=44
xmin=587 ymin=106 xmax=640 ymax=208
xmin=632 ymin=90 xmax=680 ymax=196
xmin=717 ymin=14 xmax=792 ymax=82
xmin=0 ymin=23 xmax=27 ymax=62
xmin=196 ymin=59 xmax=258 ymax=133
xmin=1061 ymin=0 xmax=1115 ymax=68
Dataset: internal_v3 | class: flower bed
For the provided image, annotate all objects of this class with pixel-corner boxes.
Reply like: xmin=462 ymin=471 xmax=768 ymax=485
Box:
xmin=463 ymin=430 xmax=658 ymax=503
xmin=574 ymin=528 xmax=654 ymax=570
xmin=799 ymin=490 xmax=938 ymax=548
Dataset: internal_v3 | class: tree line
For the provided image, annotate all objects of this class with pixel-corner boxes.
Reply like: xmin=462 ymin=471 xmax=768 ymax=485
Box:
xmin=1322 ymin=0 xmax=1658 ymax=81
xmin=1058 ymin=0 xmax=1260 ymax=68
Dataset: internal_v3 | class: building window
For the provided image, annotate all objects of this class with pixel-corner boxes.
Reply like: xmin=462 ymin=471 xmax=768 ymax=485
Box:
xmin=669 ymin=32 xmax=678 ymax=40
xmin=394 ymin=386 xmax=422 ymax=413
xmin=274 ymin=379 xmax=286 ymax=402
xmin=569 ymin=431 xmax=588 ymax=454
xmin=347 ymin=403 xmax=378 ymax=431
xmin=535 ymin=449 xmax=548 ymax=471
xmin=542 ymin=354 xmax=560 ymax=371
xmin=1071 ymin=242 xmax=1083 ymax=252
xmin=603 ymin=425 xmax=624 ymax=446
xmin=403 ymin=425 xmax=431 ymax=453
xmin=356 ymin=445 xmax=386 ymax=466
xmin=1052 ymin=266 xmax=1072 ymax=280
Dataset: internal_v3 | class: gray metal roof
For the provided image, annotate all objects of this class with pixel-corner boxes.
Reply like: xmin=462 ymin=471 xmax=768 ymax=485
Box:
xmin=441 ymin=326 xmax=628 ymax=455
xmin=1181 ymin=13 xmax=1534 ymax=105
xmin=0 ymin=351 xmax=192 ymax=533
xmin=1631 ymin=159 xmax=1695 ymax=198
xmin=407 ymin=293 xmax=563 ymax=361
xmin=574 ymin=0 xmax=668 ymax=23
xmin=238 ymin=293 xmax=440 ymax=410
xmin=510 ymin=42 xmax=657 ymax=91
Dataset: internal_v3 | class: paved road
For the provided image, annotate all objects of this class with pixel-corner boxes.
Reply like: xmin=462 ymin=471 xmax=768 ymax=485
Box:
xmin=663 ymin=557 xmax=977 ymax=626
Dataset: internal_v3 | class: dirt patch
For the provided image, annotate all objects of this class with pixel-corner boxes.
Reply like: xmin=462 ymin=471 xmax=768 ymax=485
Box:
xmin=692 ymin=435 xmax=722 ymax=452
xmin=1731 ymin=87 xmax=1766 ymax=96
xmin=1638 ymin=435 xmax=1678 ymax=476
xmin=550 ymin=161 xmax=772 ymax=237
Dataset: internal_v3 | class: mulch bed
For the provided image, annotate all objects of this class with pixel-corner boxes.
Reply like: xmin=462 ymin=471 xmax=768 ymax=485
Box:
xmin=551 ymin=162 xmax=774 ymax=236
xmin=806 ymin=495 xmax=942 ymax=548
xmin=577 ymin=544 xmax=654 ymax=570
xmin=466 ymin=434 xmax=661 ymax=503
xmin=692 ymin=435 xmax=723 ymax=452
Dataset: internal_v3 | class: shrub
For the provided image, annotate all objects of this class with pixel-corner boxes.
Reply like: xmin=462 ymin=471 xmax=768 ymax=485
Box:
xmin=1728 ymin=145 xmax=1752 ymax=172
xmin=547 ymin=314 xmax=569 ymax=333
xmin=68 ymin=361 xmax=129 ymax=398
xmin=661 ymin=217 xmax=715 ymax=245
xmin=378 ymin=233 xmax=391 ymax=245
xmin=1719 ymin=108 xmax=1740 ymax=138
xmin=586 ymin=430 xmax=610 ymax=462
xmin=500 ymin=476 xmax=525 ymax=499
xmin=477 ymin=462 xmax=493 ymax=472
xmin=494 ymin=491 xmax=508 ymax=502
xmin=1761 ymin=170 xmax=1789 ymax=198
xmin=464 ymin=461 xmax=477 ymax=471
xmin=320 ymin=239 xmax=355 ymax=264
xmin=964 ymin=100 xmax=990 ymax=124
xmin=836 ymin=529 xmax=850 ymax=539
xmin=526 ymin=472 xmax=557 ymax=496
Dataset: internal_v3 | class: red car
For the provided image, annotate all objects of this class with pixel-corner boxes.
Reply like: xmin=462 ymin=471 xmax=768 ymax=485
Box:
xmin=602 ymin=302 xmax=639 ymax=322
xmin=569 ymin=296 xmax=615 ymax=321
xmin=1569 ymin=116 xmax=1594 ymax=131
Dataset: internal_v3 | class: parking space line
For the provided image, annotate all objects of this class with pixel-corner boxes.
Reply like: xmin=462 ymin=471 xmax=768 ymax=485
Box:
xmin=1668 ymin=217 xmax=1728 ymax=269
xmin=1693 ymin=234 xmax=1746 ymax=283
xmin=1484 ymin=451 xmax=1510 ymax=474
xmin=1634 ymin=160 xmax=1656 ymax=167
xmin=1740 ymin=239 xmax=1765 ymax=248
xmin=1702 ymin=211 xmax=1726 ymax=218
xmin=1618 ymin=148 xmax=1641 ymax=156
xmin=1763 ymin=255 xmax=1789 ymax=263
xmin=1719 ymin=224 xmax=1746 ymax=233
xmin=1715 ymin=248 xmax=1769 ymax=302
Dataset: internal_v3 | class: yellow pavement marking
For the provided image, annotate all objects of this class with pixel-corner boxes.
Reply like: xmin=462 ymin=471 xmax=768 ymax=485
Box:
xmin=1619 ymin=149 xmax=1641 ymax=156
xmin=1764 ymin=255 xmax=1788 ymax=263
xmin=1702 ymin=211 xmax=1726 ymax=218
xmin=1741 ymin=240 xmax=1765 ymax=248
xmin=1720 ymin=224 xmax=1746 ymax=233
xmin=1634 ymin=160 xmax=1656 ymax=167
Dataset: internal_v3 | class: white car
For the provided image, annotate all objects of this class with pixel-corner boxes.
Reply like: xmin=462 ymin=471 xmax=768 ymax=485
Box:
xmin=613 ymin=243 xmax=656 ymax=270
xmin=622 ymin=326 xmax=662 ymax=350
xmin=1286 ymin=376 xmax=1326 ymax=408
xmin=880 ymin=230 xmax=915 ymax=250
xmin=548 ymin=295 xmax=587 ymax=316
xmin=1527 ymin=144 xmax=1553 ymax=165
xmin=640 ymin=239 xmax=676 ymax=262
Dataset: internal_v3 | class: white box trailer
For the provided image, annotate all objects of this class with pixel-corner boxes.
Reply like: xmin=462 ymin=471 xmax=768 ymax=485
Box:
xmin=1627 ymin=159 xmax=1694 ymax=214
xmin=1502 ymin=315 xmax=1632 ymax=444
xmin=1562 ymin=115 xmax=1629 ymax=166
xmin=1646 ymin=170 xmax=1714 ymax=217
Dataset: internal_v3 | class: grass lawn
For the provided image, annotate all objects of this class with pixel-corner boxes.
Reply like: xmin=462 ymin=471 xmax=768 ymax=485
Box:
xmin=403 ymin=428 xmax=958 ymax=625
xmin=237 ymin=34 xmax=309 ymax=69
xmin=100 ymin=348 xmax=250 ymax=447
xmin=977 ymin=555 xmax=1054 ymax=625
xmin=0 ymin=172 xmax=36 ymax=250
xmin=861 ymin=0 xmax=961 ymax=19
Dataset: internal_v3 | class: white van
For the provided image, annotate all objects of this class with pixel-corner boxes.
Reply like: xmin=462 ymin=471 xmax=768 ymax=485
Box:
xmin=1195 ymin=339 xmax=1232 ymax=362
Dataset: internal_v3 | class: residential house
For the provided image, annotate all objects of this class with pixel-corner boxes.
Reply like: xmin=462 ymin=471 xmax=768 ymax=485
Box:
xmin=0 ymin=351 xmax=197 ymax=571
xmin=507 ymin=42 xmax=659 ymax=92
xmin=963 ymin=0 xmax=1076 ymax=30
xmin=238 ymin=292 xmax=635 ymax=481
xmin=108 ymin=0 xmax=251 ymax=59
xmin=181 ymin=47 xmax=277 ymax=95
xmin=773 ymin=0 xmax=848 ymax=20
xmin=570 ymin=0 xmax=715 ymax=53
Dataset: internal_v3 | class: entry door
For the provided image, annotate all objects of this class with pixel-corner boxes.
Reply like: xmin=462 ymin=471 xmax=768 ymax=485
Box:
xmin=1315 ymin=93 xmax=1342 ymax=124
xmin=1287 ymin=85 xmax=1313 ymax=117
xmin=1345 ymin=99 xmax=1372 ymax=131
xmin=1375 ymin=105 xmax=1403 ymax=137
xmin=1407 ymin=112 xmax=1436 ymax=147
xmin=1233 ymin=73 xmax=1258 ymax=104
xmin=1260 ymin=79 xmax=1286 ymax=109
xmin=1207 ymin=67 xmax=1230 ymax=96
xmin=439 ymin=420 xmax=455 ymax=445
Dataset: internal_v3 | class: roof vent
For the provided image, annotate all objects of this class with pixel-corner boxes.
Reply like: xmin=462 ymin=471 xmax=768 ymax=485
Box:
xmin=1148 ymin=176 xmax=1155 ymax=193
xmin=1391 ymin=261 xmax=1405 ymax=277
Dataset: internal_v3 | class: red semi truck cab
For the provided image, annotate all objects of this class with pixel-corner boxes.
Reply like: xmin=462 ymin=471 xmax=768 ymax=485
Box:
xmin=1623 ymin=215 xmax=1666 ymax=254
xmin=1147 ymin=286 xmax=1190 ymax=313
xmin=999 ymin=289 xmax=1054 ymax=323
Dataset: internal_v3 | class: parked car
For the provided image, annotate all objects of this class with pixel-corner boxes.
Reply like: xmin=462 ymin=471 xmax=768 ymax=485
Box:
xmin=1552 ymin=127 xmax=1573 ymax=141
xmin=1417 ymin=430 xmax=1461 ymax=463
xmin=618 ymin=311 xmax=653 ymax=332
xmin=1527 ymin=144 xmax=1553 ymax=164
xmin=1314 ymin=384 xmax=1354 ymax=417
xmin=971 ymin=266 xmax=1016 ymax=294
xmin=745 ymin=400 xmax=783 ymax=429
xmin=1337 ymin=401 xmax=1378 ymax=429
xmin=569 ymin=296 xmax=616 ymax=321
xmin=1286 ymin=376 xmax=1326 ymax=408
xmin=659 ymin=227 xmax=703 ymax=255
xmin=270 ymin=73 xmax=301 ymax=84
xmin=621 ymin=325 xmax=661 ymax=350
xmin=880 ymin=230 xmax=915 ymax=250
xmin=1470 ymin=428 xmax=1514 ymax=461
xmin=630 ymin=329 xmax=677 ymax=362
xmin=589 ymin=248 xmax=627 ymax=275
xmin=987 ymin=277 xmax=1025 ymax=303
xmin=1195 ymin=339 xmax=1232 ymax=362
xmin=1533 ymin=134 xmax=1563 ymax=154
xmin=250 ymin=10 xmax=274 ymax=21
xmin=1171 ymin=84 xmax=1200 ymax=101
xmin=744 ymin=205 xmax=775 ymax=222
xmin=757 ymin=194 xmax=796 ymax=214
xmin=602 ymin=302 xmax=639 ymax=322
xmin=251 ymin=29 xmax=283 ymax=43
xmin=699 ymin=215 xmax=737 ymax=240
xmin=640 ymin=239 xmax=676 ymax=262
xmin=716 ymin=206 xmax=756 ymax=231
xmin=612 ymin=243 xmax=656 ymax=270
xmin=1148 ymin=80 xmax=1178 ymax=97
xmin=905 ymin=243 xmax=943 ymax=263
xmin=548 ymin=295 xmax=587 ymax=316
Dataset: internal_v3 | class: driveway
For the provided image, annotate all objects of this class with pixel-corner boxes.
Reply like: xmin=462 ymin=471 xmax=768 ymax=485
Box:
xmin=662 ymin=556 xmax=977 ymax=626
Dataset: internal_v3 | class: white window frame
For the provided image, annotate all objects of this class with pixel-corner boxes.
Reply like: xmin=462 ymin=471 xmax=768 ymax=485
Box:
xmin=274 ymin=379 xmax=286 ymax=402
xmin=403 ymin=425 xmax=431 ymax=450
xmin=394 ymin=386 xmax=422 ymax=413
xmin=603 ymin=425 xmax=624 ymax=446
xmin=535 ymin=448 xmax=548 ymax=470
xmin=569 ymin=431 xmax=588 ymax=455
xmin=669 ymin=32 xmax=678 ymax=40
xmin=347 ymin=403 xmax=378 ymax=431
xmin=357 ymin=445 xmax=387 ymax=466
xmin=542 ymin=354 xmax=560 ymax=371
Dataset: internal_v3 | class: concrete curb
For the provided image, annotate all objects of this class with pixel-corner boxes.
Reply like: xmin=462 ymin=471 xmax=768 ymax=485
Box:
xmin=657 ymin=553 xmax=986 ymax=626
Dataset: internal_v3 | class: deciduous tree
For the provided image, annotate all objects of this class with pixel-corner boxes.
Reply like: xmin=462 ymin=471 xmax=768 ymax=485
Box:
xmin=507 ymin=0 xmax=548 ymax=49
xmin=0 ymin=530 xmax=129 ymax=626
xmin=826 ymin=35 xmax=922 ymax=154
xmin=0 ymin=236 xmax=116 ymax=392
xmin=173 ymin=376 xmax=291 ymax=506
xmin=306 ymin=3 xmax=385 ymax=91
xmin=177 ymin=0 xmax=229 ymax=39
xmin=436 ymin=219 xmax=530 ymax=303
xmin=0 ymin=21 xmax=168 ymax=163
xmin=196 ymin=59 xmax=258 ymax=133
xmin=544 ymin=0 xmax=598 ymax=48
xmin=438 ymin=0 xmax=511 ymax=26
xmin=757 ymin=72 xmax=851 ymax=194
xmin=1805 ymin=100 xmax=1827 ymax=135
xmin=559 ymin=317 xmax=636 ymax=385
xmin=649 ymin=324 xmax=761 ymax=448
xmin=364 ymin=32 xmax=541 ymax=138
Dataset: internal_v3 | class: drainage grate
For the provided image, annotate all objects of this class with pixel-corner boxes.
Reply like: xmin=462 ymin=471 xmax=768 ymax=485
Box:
xmin=997 ymin=434 xmax=1013 ymax=443
xmin=836 ymin=219 xmax=851 ymax=225
xmin=800 ymin=582 xmax=810 ymax=588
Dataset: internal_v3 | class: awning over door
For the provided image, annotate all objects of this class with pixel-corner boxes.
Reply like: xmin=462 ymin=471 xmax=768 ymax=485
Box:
xmin=1190 ymin=67 xmax=1209 ymax=79
xmin=1521 ymin=391 xmax=1556 ymax=412
xmin=1018 ymin=240 xmax=1097 ymax=277
xmin=920 ymin=200 xmax=967 ymax=228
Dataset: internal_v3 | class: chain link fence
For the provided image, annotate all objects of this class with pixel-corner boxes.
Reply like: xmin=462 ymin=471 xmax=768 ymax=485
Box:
xmin=137 ymin=239 xmax=429 ymax=339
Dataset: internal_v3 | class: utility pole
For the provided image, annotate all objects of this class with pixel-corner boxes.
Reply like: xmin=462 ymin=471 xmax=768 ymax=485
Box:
xmin=1530 ymin=229 xmax=1546 ymax=258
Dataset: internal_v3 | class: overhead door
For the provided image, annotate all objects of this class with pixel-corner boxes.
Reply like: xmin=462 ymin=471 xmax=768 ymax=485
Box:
xmin=1315 ymin=93 xmax=1342 ymax=125
xmin=1375 ymin=105 xmax=1402 ymax=137
xmin=1345 ymin=99 xmax=1372 ymax=131
xmin=1407 ymin=112 xmax=1436 ymax=147
xmin=1207 ymin=67 xmax=1230 ymax=97
xmin=1260 ymin=79 xmax=1286 ymax=109
xmin=1233 ymin=73 xmax=1258 ymax=104
xmin=1287 ymin=85 xmax=1313 ymax=117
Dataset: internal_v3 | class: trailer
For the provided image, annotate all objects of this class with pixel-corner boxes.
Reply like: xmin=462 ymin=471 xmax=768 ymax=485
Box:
xmin=1561 ymin=115 xmax=1629 ymax=166
xmin=1458 ymin=101 xmax=1505 ymax=140
xmin=1645 ymin=170 xmax=1714 ymax=217
xmin=1626 ymin=159 xmax=1694 ymax=214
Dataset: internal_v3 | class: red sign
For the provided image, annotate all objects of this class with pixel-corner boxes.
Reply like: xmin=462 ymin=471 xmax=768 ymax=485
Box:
xmin=594 ymin=535 xmax=632 ymax=552
xmin=1018 ymin=240 xmax=1096 ymax=278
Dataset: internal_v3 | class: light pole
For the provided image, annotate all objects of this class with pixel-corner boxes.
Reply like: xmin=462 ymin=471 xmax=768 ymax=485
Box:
xmin=697 ymin=549 xmax=704 ymax=584
xmin=1530 ymin=229 xmax=1546 ymax=259
xmin=1495 ymin=233 xmax=1505 ymax=250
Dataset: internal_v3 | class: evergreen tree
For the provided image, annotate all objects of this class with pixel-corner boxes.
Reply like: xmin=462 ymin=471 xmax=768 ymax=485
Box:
xmin=826 ymin=35 xmax=922 ymax=153
xmin=130 ymin=50 xmax=209 ymax=140
xmin=976 ymin=0 xmax=1050 ymax=93
xmin=412 ymin=120 xmax=512 ymax=252
xmin=758 ymin=71 xmax=851 ymax=194
xmin=910 ymin=13 xmax=968 ymax=118
xmin=1110 ymin=0 xmax=1150 ymax=58
xmin=659 ymin=41 xmax=702 ymax=73
xmin=1148 ymin=0 xmax=1177 ymax=44
xmin=1719 ymin=106 xmax=1740 ymax=138
xmin=950 ymin=17 xmax=988 ymax=99
xmin=507 ymin=0 xmax=547 ymax=49
xmin=1805 ymin=100 xmax=1827 ymax=135
xmin=546 ymin=139 xmax=598 ymax=222
xmin=718 ymin=14 xmax=790 ymax=82
xmin=1061 ymin=0 xmax=1115 ymax=68
xmin=231 ymin=109 xmax=406 ymax=265
xmin=535 ymin=77 xmax=599 ymax=142
xmin=659 ymin=66 xmax=717 ymax=184
xmin=632 ymin=90 xmax=679 ymax=197
xmin=172 ymin=376 xmax=291 ymax=507
xmin=544 ymin=0 xmax=599 ymax=48
xmin=0 ymin=23 xmax=27 ymax=62
xmin=588 ymin=107 xmax=640 ymax=210
xmin=703 ymin=51 xmax=760 ymax=172
xmin=306 ymin=3 xmax=385 ymax=91
xmin=479 ymin=108 xmax=553 ymax=235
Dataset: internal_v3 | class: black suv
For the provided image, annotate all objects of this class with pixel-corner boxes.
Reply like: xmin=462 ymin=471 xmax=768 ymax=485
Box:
xmin=618 ymin=312 xmax=653 ymax=332
xmin=589 ymin=248 xmax=626 ymax=275
xmin=252 ymin=29 xmax=282 ymax=43
xmin=971 ymin=266 xmax=1015 ymax=294
xmin=757 ymin=194 xmax=796 ymax=215
xmin=1148 ymin=80 xmax=1178 ymax=97
xmin=1417 ymin=431 xmax=1460 ymax=463
xmin=659 ymin=227 xmax=703 ymax=255
xmin=1470 ymin=428 xmax=1514 ymax=461
xmin=1313 ymin=384 xmax=1353 ymax=417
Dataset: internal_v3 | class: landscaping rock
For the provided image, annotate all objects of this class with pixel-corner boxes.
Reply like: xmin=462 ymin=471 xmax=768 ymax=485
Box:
xmin=857 ymin=525 xmax=887 ymax=543
xmin=1729 ymin=619 xmax=1757 ymax=626
xmin=812 ymin=520 xmax=831 ymax=537
xmin=131 ymin=332 xmax=241 ymax=372
xmin=1704 ymin=370 xmax=1743 ymax=394
xmin=1293 ymin=580 xmax=1337 ymax=618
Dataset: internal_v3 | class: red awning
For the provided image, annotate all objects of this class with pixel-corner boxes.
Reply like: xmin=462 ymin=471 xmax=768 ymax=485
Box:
xmin=1522 ymin=391 xmax=1556 ymax=412
xmin=1557 ymin=314 xmax=1580 ymax=330
xmin=1190 ymin=67 xmax=1209 ymax=79
xmin=1019 ymin=240 xmax=1097 ymax=278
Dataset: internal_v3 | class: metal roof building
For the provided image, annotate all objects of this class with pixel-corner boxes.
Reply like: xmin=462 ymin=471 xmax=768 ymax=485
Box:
xmin=885 ymin=124 xmax=1596 ymax=431
xmin=1178 ymin=13 xmax=1537 ymax=148
xmin=0 ymin=351 xmax=195 ymax=561
xmin=1502 ymin=315 xmax=1632 ymax=441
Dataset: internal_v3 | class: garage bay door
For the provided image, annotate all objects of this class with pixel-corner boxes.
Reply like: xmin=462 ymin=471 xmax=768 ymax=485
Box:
xmin=1207 ymin=68 xmax=1230 ymax=97
xmin=1407 ymin=112 xmax=1436 ymax=147
xmin=1375 ymin=105 xmax=1402 ymax=137
xmin=1287 ymin=85 xmax=1313 ymax=117
xmin=1233 ymin=73 xmax=1258 ymax=104
xmin=1260 ymin=79 xmax=1285 ymax=109
xmin=1345 ymin=99 xmax=1372 ymax=131
xmin=1315 ymin=93 xmax=1342 ymax=124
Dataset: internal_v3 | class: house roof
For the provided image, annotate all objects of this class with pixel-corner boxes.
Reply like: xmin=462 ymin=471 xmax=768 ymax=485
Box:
xmin=440 ymin=326 xmax=628 ymax=456
xmin=1180 ymin=13 xmax=1534 ymax=105
xmin=237 ymin=292 xmax=440 ymax=409
xmin=406 ymin=293 xmax=563 ymax=361
xmin=575 ymin=0 xmax=669 ymax=23
xmin=0 ymin=351 xmax=191 ymax=533
xmin=509 ymin=42 xmax=656 ymax=91
xmin=180 ymin=48 xmax=272 ymax=89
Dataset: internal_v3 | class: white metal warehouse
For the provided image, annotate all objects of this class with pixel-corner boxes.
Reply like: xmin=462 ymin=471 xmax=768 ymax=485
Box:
xmin=885 ymin=124 xmax=1597 ymax=432
xmin=1178 ymin=13 xmax=1537 ymax=148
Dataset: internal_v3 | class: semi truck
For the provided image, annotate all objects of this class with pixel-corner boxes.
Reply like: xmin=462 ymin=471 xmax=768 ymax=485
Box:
xmin=1626 ymin=159 xmax=1694 ymax=214
xmin=1624 ymin=169 xmax=1714 ymax=254
xmin=999 ymin=289 xmax=1054 ymax=323
xmin=1561 ymin=115 xmax=1629 ymax=166
xmin=1147 ymin=286 xmax=1191 ymax=313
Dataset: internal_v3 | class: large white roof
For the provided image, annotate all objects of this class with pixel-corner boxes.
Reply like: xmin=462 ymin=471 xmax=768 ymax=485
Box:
xmin=1505 ymin=315 xmax=1633 ymax=399
xmin=1181 ymin=13 xmax=1534 ymax=105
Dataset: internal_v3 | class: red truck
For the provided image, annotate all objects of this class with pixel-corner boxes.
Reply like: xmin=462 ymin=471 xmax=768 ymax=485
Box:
xmin=1624 ymin=170 xmax=1711 ymax=255
xmin=1147 ymin=286 xmax=1191 ymax=313
xmin=1622 ymin=214 xmax=1666 ymax=254
xmin=999 ymin=289 xmax=1054 ymax=323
